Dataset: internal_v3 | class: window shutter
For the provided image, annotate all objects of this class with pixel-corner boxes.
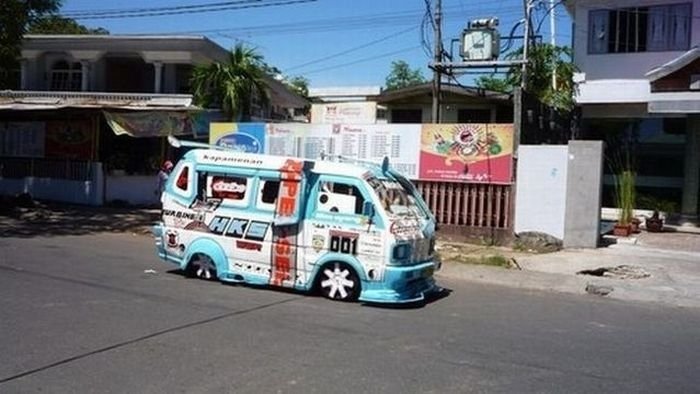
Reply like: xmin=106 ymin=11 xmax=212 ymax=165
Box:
xmin=589 ymin=10 xmax=609 ymax=53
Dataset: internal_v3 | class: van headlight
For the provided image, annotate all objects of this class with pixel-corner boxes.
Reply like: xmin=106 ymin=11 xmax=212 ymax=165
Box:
xmin=392 ymin=243 xmax=412 ymax=263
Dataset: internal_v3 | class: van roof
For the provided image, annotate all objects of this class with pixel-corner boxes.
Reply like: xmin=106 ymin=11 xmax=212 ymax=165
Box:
xmin=185 ymin=148 xmax=378 ymax=178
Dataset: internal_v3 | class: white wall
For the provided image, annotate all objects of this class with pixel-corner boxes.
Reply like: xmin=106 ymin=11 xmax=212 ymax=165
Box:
xmin=0 ymin=163 xmax=104 ymax=206
xmin=515 ymin=146 xmax=570 ymax=239
xmin=105 ymin=175 xmax=160 ymax=206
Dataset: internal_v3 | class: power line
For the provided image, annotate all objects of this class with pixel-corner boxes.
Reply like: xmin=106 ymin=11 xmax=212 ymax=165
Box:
xmin=61 ymin=0 xmax=270 ymax=16
xmin=61 ymin=0 xmax=317 ymax=20
xmin=300 ymin=45 xmax=424 ymax=76
xmin=283 ymin=26 xmax=418 ymax=73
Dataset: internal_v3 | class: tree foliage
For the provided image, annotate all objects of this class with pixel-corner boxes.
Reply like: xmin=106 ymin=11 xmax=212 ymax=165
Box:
xmin=385 ymin=60 xmax=426 ymax=91
xmin=28 ymin=15 xmax=109 ymax=35
xmin=285 ymin=75 xmax=309 ymax=99
xmin=475 ymin=43 xmax=577 ymax=111
xmin=190 ymin=43 xmax=270 ymax=121
xmin=0 ymin=0 xmax=61 ymax=88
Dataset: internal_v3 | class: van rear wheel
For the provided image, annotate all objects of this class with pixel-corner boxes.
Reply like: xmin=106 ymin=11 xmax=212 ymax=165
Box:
xmin=186 ymin=254 xmax=217 ymax=281
xmin=319 ymin=262 xmax=360 ymax=301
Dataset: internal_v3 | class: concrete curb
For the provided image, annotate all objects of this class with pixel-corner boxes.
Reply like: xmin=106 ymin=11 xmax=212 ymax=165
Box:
xmin=436 ymin=261 xmax=700 ymax=309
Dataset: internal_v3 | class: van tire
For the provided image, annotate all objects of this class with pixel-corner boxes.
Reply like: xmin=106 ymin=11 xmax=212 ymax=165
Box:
xmin=317 ymin=262 xmax=360 ymax=302
xmin=186 ymin=253 xmax=218 ymax=281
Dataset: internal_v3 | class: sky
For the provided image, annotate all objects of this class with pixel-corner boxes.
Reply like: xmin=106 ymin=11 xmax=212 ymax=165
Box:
xmin=59 ymin=0 xmax=573 ymax=88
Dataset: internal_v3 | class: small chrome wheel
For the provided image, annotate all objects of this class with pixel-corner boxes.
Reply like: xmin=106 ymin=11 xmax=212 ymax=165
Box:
xmin=187 ymin=254 xmax=217 ymax=281
xmin=319 ymin=262 xmax=360 ymax=301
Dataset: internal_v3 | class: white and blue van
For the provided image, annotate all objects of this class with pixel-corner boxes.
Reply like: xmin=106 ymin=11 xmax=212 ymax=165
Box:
xmin=153 ymin=137 xmax=441 ymax=303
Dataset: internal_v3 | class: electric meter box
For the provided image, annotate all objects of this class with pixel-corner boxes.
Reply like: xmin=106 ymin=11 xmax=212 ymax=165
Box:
xmin=460 ymin=28 xmax=500 ymax=61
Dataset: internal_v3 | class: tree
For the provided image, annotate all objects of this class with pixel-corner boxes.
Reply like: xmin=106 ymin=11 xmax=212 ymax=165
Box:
xmin=385 ymin=60 xmax=426 ymax=91
xmin=0 ymin=0 xmax=61 ymax=88
xmin=285 ymin=75 xmax=309 ymax=99
xmin=475 ymin=43 xmax=577 ymax=111
xmin=27 ymin=15 xmax=109 ymax=35
xmin=190 ymin=43 xmax=270 ymax=121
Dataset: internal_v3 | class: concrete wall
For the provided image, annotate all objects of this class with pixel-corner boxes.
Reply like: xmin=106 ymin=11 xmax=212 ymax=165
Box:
xmin=0 ymin=163 xmax=104 ymax=206
xmin=515 ymin=146 xmax=570 ymax=239
xmin=515 ymin=142 xmax=604 ymax=248
xmin=564 ymin=141 xmax=604 ymax=248
xmin=105 ymin=175 xmax=160 ymax=206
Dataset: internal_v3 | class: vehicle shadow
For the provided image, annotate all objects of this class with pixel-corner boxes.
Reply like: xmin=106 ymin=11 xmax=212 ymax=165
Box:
xmin=165 ymin=268 xmax=452 ymax=309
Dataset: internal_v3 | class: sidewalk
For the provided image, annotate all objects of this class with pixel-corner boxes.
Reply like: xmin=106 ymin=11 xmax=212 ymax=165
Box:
xmin=438 ymin=232 xmax=700 ymax=309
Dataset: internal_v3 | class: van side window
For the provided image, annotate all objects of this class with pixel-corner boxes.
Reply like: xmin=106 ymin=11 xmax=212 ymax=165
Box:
xmin=257 ymin=179 xmax=280 ymax=211
xmin=175 ymin=166 xmax=189 ymax=192
xmin=317 ymin=181 xmax=365 ymax=215
xmin=205 ymin=174 xmax=250 ymax=206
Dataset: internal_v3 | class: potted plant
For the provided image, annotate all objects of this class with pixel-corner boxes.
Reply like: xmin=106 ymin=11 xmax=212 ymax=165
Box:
xmin=613 ymin=169 xmax=635 ymax=237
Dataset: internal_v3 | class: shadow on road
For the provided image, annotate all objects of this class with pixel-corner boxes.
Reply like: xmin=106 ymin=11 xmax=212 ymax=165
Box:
xmin=0 ymin=201 xmax=159 ymax=238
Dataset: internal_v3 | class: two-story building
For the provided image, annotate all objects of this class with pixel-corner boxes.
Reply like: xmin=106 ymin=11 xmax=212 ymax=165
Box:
xmin=567 ymin=0 xmax=700 ymax=222
xmin=0 ymin=34 xmax=307 ymax=206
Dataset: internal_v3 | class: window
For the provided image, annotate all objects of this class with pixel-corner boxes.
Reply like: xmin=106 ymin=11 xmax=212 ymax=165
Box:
xmin=50 ymin=60 xmax=82 ymax=91
xmin=207 ymin=175 xmax=248 ymax=203
xmin=257 ymin=179 xmax=280 ymax=210
xmin=391 ymin=109 xmax=423 ymax=123
xmin=317 ymin=181 xmax=366 ymax=215
xmin=175 ymin=166 xmax=189 ymax=192
xmin=589 ymin=3 xmax=691 ymax=54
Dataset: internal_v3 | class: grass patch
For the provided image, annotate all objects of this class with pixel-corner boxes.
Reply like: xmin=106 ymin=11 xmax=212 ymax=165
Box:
xmin=451 ymin=254 xmax=510 ymax=267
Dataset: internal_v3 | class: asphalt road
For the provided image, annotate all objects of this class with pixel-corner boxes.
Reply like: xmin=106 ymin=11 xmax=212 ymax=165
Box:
xmin=1 ymin=233 xmax=699 ymax=393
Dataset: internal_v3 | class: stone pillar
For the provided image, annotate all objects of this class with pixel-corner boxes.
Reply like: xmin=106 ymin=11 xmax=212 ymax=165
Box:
xmin=80 ymin=60 xmax=90 ymax=91
xmin=153 ymin=61 xmax=163 ymax=93
xmin=20 ymin=59 xmax=28 ymax=89
xmin=682 ymin=116 xmax=700 ymax=218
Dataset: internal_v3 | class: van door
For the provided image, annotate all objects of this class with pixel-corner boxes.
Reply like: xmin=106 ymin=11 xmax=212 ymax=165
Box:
xmin=300 ymin=176 xmax=386 ymax=291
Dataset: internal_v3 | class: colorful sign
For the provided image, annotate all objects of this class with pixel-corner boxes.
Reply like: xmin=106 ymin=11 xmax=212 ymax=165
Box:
xmin=419 ymin=123 xmax=513 ymax=183
xmin=209 ymin=123 xmax=265 ymax=154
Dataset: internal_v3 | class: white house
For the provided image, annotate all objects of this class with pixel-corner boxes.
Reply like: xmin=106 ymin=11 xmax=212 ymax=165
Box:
xmin=567 ymin=0 xmax=700 ymax=222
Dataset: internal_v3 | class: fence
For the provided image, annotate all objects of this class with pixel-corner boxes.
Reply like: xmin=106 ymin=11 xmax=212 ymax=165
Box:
xmin=0 ymin=158 xmax=93 ymax=181
xmin=415 ymin=181 xmax=512 ymax=229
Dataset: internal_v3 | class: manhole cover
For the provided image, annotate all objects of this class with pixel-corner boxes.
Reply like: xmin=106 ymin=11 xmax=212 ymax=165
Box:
xmin=577 ymin=265 xmax=650 ymax=280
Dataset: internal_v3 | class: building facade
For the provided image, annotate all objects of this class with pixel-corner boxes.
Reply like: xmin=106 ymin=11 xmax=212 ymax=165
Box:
xmin=567 ymin=0 xmax=700 ymax=221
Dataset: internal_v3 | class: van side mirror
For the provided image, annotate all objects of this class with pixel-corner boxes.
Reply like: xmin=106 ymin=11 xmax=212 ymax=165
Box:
xmin=362 ymin=201 xmax=375 ymax=218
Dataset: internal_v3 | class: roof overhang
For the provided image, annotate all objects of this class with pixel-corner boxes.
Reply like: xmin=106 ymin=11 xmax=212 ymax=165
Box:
xmin=648 ymin=92 xmax=700 ymax=113
xmin=0 ymin=90 xmax=196 ymax=111
xmin=373 ymin=82 xmax=510 ymax=104
xmin=646 ymin=47 xmax=700 ymax=82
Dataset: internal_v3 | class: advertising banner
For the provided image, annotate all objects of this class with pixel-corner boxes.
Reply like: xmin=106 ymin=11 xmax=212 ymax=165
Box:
xmin=310 ymin=102 xmax=377 ymax=124
xmin=419 ymin=123 xmax=513 ymax=183
xmin=209 ymin=123 xmax=265 ymax=154
xmin=45 ymin=120 xmax=93 ymax=160
xmin=104 ymin=111 xmax=193 ymax=137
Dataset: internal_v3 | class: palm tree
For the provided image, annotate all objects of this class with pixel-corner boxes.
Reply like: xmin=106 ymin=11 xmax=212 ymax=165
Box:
xmin=191 ymin=43 xmax=269 ymax=121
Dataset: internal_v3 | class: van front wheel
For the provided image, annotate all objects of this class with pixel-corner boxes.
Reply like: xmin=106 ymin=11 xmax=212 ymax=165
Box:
xmin=186 ymin=254 xmax=217 ymax=281
xmin=319 ymin=262 xmax=360 ymax=301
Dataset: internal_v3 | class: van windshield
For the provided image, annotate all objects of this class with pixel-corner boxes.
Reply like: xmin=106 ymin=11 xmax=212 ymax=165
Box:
xmin=366 ymin=176 xmax=425 ymax=218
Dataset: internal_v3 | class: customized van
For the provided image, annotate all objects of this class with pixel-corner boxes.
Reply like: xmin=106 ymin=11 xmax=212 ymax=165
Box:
xmin=153 ymin=137 xmax=441 ymax=303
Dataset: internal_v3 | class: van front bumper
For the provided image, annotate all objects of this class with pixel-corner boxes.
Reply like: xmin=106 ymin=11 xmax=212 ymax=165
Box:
xmin=358 ymin=260 xmax=442 ymax=304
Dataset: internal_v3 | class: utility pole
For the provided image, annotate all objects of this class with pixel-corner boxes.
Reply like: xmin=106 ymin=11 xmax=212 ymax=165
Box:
xmin=550 ymin=0 xmax=556 ymax=90
xmin=521 ymin=0 xmax=532 ymax=89
xmin=431 ymin=0 xmax=442 ymax=123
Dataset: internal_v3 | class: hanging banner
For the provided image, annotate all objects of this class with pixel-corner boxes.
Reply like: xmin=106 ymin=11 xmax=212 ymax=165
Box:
xmin=209 ymin=123 xmax=265 ymax=154
xmin=104 ymin=111 xmax=192 ymax=137
xmin=419 ymin=123 xmax=514 ymax=183
xmin=45 ymin=120 xmax=93 ymax=160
